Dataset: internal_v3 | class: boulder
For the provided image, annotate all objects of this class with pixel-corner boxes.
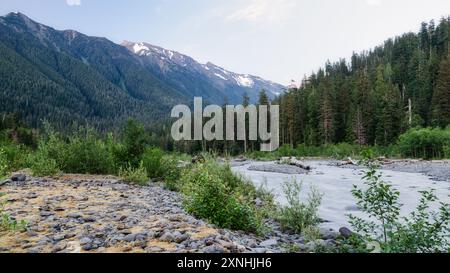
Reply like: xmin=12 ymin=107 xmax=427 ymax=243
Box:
xmin=11 ymin=173 xmax=26 ymax=182
xmin=339 ymin=227 xmax=353 ymax=239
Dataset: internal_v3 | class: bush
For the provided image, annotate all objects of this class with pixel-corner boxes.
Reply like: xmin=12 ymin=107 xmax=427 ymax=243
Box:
xmin=113 ymin=119 xmax=147 ymax=168
xmin=62 ymin=130 xmax=114 ymax=174
xmin=276 ymin=179 xmax=323 ymax=234
xmin=181 ymin=161 xmax=263 ymax=232
xmin=119 ymin=162 xmax=149 ymax=186
xmin=142 ymin=147 xmax=164 ymax=178
xmin=0 ymin=193 xmax=28 ymax=232
xmin=160 ymin=155 xmax=184 ymax=191
xmin=349 ymin=154 xmax=450 ymax=253
xmin=28 ymin=150 xmax=60 ymax=177
xmin=0 ymin=143 xmax=30 ymax=172
xmin=0 ymin=149 xmax=9 ymax=179
xmin=397 ymin=127 xmax=450 ymax=159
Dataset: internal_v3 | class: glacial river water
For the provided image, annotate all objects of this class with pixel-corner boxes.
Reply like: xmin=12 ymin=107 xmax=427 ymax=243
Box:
xmin=232 ymin=160 xmax=450 ymax=230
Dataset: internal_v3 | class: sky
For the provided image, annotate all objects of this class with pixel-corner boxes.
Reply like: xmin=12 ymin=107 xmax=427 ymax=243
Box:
xmin=1 ymin=0 xmax=450 ymax=85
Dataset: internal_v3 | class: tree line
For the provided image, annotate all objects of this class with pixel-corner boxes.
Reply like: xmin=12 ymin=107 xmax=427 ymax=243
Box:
xmin=275 ymin=17 xmax=450 ymax=148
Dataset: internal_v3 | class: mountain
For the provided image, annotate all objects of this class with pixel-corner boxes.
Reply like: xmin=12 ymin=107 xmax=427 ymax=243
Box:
xmin=122 ymin=41 xmax=285 ymax=104
xmin=0 ymin=12 xmax=284 ymax=130
xmin=0 ymin=12 xmax=187 ymax=130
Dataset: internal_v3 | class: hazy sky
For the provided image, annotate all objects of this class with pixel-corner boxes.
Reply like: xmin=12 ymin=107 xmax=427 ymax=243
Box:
xmin=1 ymin=0 xmax=450 ymax=84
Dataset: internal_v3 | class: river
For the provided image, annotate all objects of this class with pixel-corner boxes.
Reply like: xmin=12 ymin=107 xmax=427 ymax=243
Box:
xmin=232 ymin=160 xmax=450 ymax=231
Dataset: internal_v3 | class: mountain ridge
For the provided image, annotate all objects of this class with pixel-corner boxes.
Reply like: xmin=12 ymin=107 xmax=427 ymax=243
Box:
xmin=0 ymin=12 xmax=284 ymax=130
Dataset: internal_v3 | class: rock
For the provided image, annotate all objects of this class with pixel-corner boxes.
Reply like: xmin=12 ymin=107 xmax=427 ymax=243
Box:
xmin=53 ymin=234 xmax=66 ymax=242
xmin=123 ymin=234 xmax=137 ymax=242
xmin=52 ymin=242 xmax=67 ymax=253
xmin=0 ymin=246 xmax=10 ymax=252
xmin=159 ymin=232 xmax=175 ymax=243
xmin=26 ymin=231 xmax=38 ymax=237
xmin=339 ymin=227 xmax=353 ymax=239
xmin=259 ymin=239 xmax=278 ymax=247
xmin=82 ymin=216 xmax=96 ymax=223
xmin=79 ymin=237 xmax=92 ymax=245
xmin=319 ymin=228 xmax=339 ymax=240
xmin=0 ymin=179 xmax=11 ymax=186
xmin=202 ymin=244 xmax=226 ymax=253
xmin=253 ymin=248 xmax=267 ymax=254
xmin=67 ymin=213 xmax=82 ymax=219
xmin=40 ymin=211 xmax=53 ymax=217
xmin=173 ymin=231 xmax=189 ymax=243
xmin=82 ymin=244 xmax=98 ymax=251
xmin=11 ymin=173 xmax=26 ymax=182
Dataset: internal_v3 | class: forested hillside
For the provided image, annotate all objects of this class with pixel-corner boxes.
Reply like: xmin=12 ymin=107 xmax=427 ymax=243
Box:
xmin=0 ymin=12 xmax=189 ymax=130
xmin=276 ymin=17 xmax=450 ymax=147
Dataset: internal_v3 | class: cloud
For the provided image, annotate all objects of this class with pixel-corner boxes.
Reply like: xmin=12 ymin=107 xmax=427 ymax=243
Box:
xmin=366 ymin=0 xmax=382 ymax=7
xmin=225 ymin=0 xmax=296 ymax=25
xmin=66 ymin=0 xmax=81 ymax=6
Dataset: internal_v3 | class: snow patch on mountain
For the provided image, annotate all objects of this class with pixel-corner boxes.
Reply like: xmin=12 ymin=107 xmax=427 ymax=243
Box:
xmin=214 ymin=73 xmax=227 ymax=81
xmin=133 ymin=43 xmax=150 ymax=54
xmin=235 ymin=75 xmax=254 ymax=87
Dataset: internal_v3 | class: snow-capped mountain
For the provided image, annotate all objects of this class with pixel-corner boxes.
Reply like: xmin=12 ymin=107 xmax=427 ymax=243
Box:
xmin=123 ymin=41 xmax=285 ymax=104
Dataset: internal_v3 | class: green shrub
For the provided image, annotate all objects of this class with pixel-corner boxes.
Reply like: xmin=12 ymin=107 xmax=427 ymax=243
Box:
xmin=28 ymin=150 xmax=60 ymax=177
xmin=142 ymin=147 xmax=164 ymax=178
xmin=276 ymin=179 xmax=323 ymax=234
xmin=119 ymin=162 xmax=149 ymax=186
xmin=0 ymin=143 xmax=30 ymax=172
xmin=113 ymin=119 xmax=147 ymax=168
xmin=160 ymin=155 xmax=184 ymax=191
xmin=0 ymin=149 xmax=9 ymax=179
xmin=62 ymin=130 xmax=114 ymax=174
xmin=397 ymin=127 xmax=450 ymax=159
xmin=181 ymin=161 xmax=263 ymax=232
xmin=0 ymin=193 xmax=28 ymax=232
xmin=349 ymin=155 xmax=450 ymax=253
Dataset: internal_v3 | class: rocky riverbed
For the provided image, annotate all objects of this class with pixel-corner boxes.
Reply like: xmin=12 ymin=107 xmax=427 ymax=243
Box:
xmin=0 ymin=173 xmax=332 ymax=253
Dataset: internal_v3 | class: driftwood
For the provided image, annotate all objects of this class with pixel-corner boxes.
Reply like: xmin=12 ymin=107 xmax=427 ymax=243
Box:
xmin=279 ymin=157 xmax=312 ymax=171
xmin=337 ymin=157 xmax=358 ymax=166
xmin=289 ymin=161 xmax=312 ymax=171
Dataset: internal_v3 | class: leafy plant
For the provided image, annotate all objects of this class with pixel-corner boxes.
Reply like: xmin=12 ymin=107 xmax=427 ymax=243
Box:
xmin=142 ymin=147 xmax=164 ymax=178
xmin=160 ymin=155 xmax=185 ymax=191
xmin=397 ymin=127 xmax=450 ymax=159
xmin=349 ymin=149 xmax=450 ymax=253
xmin=0 ymin=149 xmax=9 ymax=179
xmin=0 ymin=193 xmax=28 ymax=232
xmin=181 ymin=160 xmax=264 ymax=233
xmin=119 ymin=162 xmax=149 ymax=186
xmin=276 ymin=178 xmax=323 ymax=234
xmin=28 ymin=150 xmax=60 ymax=177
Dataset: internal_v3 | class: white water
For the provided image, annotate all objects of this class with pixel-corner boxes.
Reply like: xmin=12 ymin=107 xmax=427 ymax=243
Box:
xmin=232 ymin=161 xmax=450 ymax=231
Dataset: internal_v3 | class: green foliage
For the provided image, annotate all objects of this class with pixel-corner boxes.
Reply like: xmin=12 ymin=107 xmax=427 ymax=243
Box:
xmin=27 ymin=150 xmax=60 ymax=177
xmin=119 ymin=162 xmax=149 ymax=186
xmin=0 ymin=193 xmax=28 ymax=232
xmin=349 ymin=154 xmax=450 ymax=253
xmin=61 ymin=129 xmax=114 ymax=174
xmin=142 ymin=147 xmax=164 ymax=178
xmin=180 ymin=161 xmax=264 ymax=233
xmin=276 ymin=179 xmax=323 ymax=234
xmin=0 ymin=143 xmax=30 ymax=172
xmin=159 ymin=155 xmax=185 ymax=191
xmin=248 ymin=143 xmax=400 ymax=160
xmin=397 ymin=127 xmax=450 ymax=159
xmin=113 ymin=119 xmax=148 ymax=169
xmin=0 ymin=149 xmax=9 ymax=179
